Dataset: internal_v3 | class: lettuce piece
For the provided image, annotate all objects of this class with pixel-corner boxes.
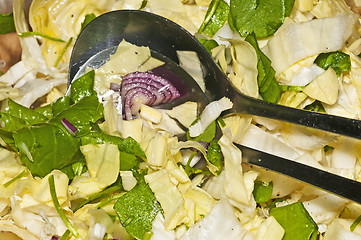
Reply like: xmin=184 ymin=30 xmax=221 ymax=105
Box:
xmin=0 ymin=13 xmax=16 ymax=34
xmin=206 ymin=139 xmax=223 ymax=175
xmin=253 ymin=181 xmax=273 ymax=203
xmin=80 ymin=13 xmax=96 ymax=33
xmin=262 ymin=14 xmax=357 ymax=75
xmin=114 ymin=173 xmax=162 ymax=240
xmin=270 ymin=202 xmax=318 ymax=240
xmin=67 ymin=70 xmax=97 ymax=103
xmin=188 ymin=97 xmax=233 ymax=138
xmin=229 ymin=0 xmax=295 ymax=38
xmin=314 ymin=51 xmax=351 ymax=76
xmin=80 ymin=143 xmax=120 ymax=187
xmin=198 ymin=0 xmax=230 ymax=37
xmin=13 ymin=123 xmax=82 ymax=177
xmin=2 ymin=99 xmax=48 ymax=131
xmin=245 ymin=33 xmax=281 ymax=103
xmin=187 ymin=120 xmax=216 ymax=143
xmin=180 ymin=199 xmax=247 ymax=240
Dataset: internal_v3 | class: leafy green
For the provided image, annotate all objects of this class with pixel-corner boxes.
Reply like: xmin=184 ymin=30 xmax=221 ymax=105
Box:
xmin=0 ymin=13 xmax=16 ymax=34
xmin=229 ymin=0 xmax=295 ymax=38
xmin=119 ymin=151 xmax=140 ymax=171
xmin=51 ymin=96 xmax=72 ymax=116
xmin=80 ymin=13 xmax=96 ymax=33
xmin=50 ymin=96 xmax=104 ymax=137
xmin=304 ymin=100 xmax=326 ymax=113
xmin=253 ymin=180 xmax=273 ymax=203
xmin=350 ymin=214 xmax=361 ymax=231
xmin=67 ymin=70 xmax=98 ymax=103
xmin=139 ymin=0 xmax=148 ymax=10
xmin=13 ymin=123 xmax=83 ymax=177
xmin=48 ymin=175 xmax=80 ymax=238
xmin=197 ymin=38 xmax=219 ymax=54
xmin=114 ymin=173 xmax=162 ymax=240
xmin=0 ymin=128 xmax=15 ymax=149
xmin=314 ymin=51 xmax=351 ymax=76
xmin=118 ymin=136 xmax=147 ymax=160
xmin=245 ymin=32 xmax=282 ymax=103
xmin=34 ymin=104 xmax=54 ymax=119
xmin=187 ymin=120 xmax=217 ymax=143
xmin=207 ymin=139 xmax=223 ymax=175
xmin=2 ymin=99 xmax=48 ymax=131
xmin=270 ymin=202 xmax=318 ymax=240
xmin=198 ymin=0 xmax=230 ymax=37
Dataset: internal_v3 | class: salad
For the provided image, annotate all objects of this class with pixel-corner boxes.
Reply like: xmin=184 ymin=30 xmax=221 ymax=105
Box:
xmin=1 ymin=0 xmax=361 ymax=239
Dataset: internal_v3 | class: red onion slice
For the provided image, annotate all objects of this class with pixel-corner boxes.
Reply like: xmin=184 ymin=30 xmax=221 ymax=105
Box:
xmin=120 ymin=72 xmax=180 ymax=120
xmin=61 ymin=118 xmax=78 ymax=136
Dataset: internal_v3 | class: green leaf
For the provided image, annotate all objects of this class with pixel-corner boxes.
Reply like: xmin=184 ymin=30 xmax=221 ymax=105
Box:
xmin=68 ymin=70 xmax=98 ymax=103
xmin=118 ymin=136 xmax=147 ymax=160
xmin=114 ymin=176 xmax=162 ymax=240
xmin=119 ymin=151 xmax=140 ymax=171
xmin=304 ymin=100 xmax=326 ymax=113
xmin=197 ymin=38 xmax=219 ymax=54
xmin=13 ymin=123 xmax=82 ymax=177
xmin=0 ymin=13 xmax=15 ymax=34
xmin=52 ymin=96 xmax=72 ymax=116
xmin=187 ymin=120 xmax=217 ymax=143
xmin=229 ymin=0 xmax=295 ymax=38
xmin=198 ymin=0 xmax=230 ymax=37
xmin=80 ymin=13 xmax=96 ymax=33
xmin=34 ymin=104 xmax=54 ymax=119
xmin=270 ymin=202 xmax=318 ymax=240
xmin=81 ymin=132 xmax=142 ymax=171
xmin=0 ymin=128 xmax=15 ymax=149
xmin=253 ymin=180 xmax=273 ymax=203
xmin=314 ymin=51 xmax=351 ymax=76
xmin=207 ymin=139 xmax=223 ymax=175
xmin=245 ymin=33 xmax=282 ymax=103
xmin=50 ymin=96 xmax=104 ymax=137
xmin=139 ymin=0 xmax=148 ymax=10
xmin=2 ymin=98 xmax=48 ymax=130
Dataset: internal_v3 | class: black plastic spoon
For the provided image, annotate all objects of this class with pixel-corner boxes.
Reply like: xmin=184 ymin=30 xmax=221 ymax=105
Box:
xmin=69 ymin=10 xmax=361 ymax=203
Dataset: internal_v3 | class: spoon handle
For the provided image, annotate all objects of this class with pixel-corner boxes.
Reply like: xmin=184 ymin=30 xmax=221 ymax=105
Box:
xmin=236 ymin=143 xmax=361 ymax=203
xmin=228 ymin=87 xmax=361 ymax=139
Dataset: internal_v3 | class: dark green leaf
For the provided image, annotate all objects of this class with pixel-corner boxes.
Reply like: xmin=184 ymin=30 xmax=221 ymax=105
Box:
xmin=0 ymin=113 xmax=27 ymax=131
xmin=187 ymin=120 xmax=216 ymax=143
xmin=52 ymin=96 xmax=72 ymax=116
xmin=253 ymin=180 xmax=273 ymax=203
xmin=207 ymin=139 xmax=222 ymax=175
xmin=229 ymin=0 xmax=295 ymax=38
xmin=245 ymin=33 xmax=282 ymax=103
xmin=270 ymin=202 xmax=318 ymax=240
xmin=323 ymin=145 xmax=334 ymax=153
xmin=139 ymin=0 xmax=148 ymax=9
xmin=304 ymin=100 xmax=325 ymax=113
xmin=198 ymin=0 xmax=230 ymax=37
xmin=119 ymin=151 xmax=140 ymax=171
xmin=0 ymin=13 xmax=15 ymax=34
xmin=81 ymin=131 xmax=124 ymax=145
xmin=80 ymin=13 xmax=96 ymax=33
xmin=118 ymin=136 xmax=147 ymax=160
xmin=68 ymin=70 xmax=97 ymax=103
xmin=50 ymin=96 xmax=104 ymax=137
xmin=314 ymin=51 xmax=351 ymax=76
xmin=0 ymin=128 xmax=15 ymax=149
xmin=114 ymin=177 xmax=162 ymax=240
xmin=3 ymin=98 xmax=48 ymax=130
xmin=13 ymin=123 xmax=82 ymax=177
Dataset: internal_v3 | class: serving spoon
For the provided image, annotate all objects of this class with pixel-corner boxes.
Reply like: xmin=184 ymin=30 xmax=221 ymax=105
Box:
xmin=69 ymin=10 xmax=361 ymax=203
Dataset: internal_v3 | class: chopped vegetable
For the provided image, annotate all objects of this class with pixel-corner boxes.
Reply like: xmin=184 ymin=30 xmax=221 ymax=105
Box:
xmin=113 ymin=173 xmax=162 ymax=240
xmin=0 ymin=13 xmax=16 ymax=34
xmin=229 ymin=0 xmax=295 ymax=38
xmin=314 ymin=51 xmax=351 ymax=76
xmin=270 ymin=202 xmax=318 ymax=240
xmin=253 ymin=180 xmax=273 ymax=203
xmin=198 ymin=0 xmax=230 ymax=37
